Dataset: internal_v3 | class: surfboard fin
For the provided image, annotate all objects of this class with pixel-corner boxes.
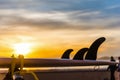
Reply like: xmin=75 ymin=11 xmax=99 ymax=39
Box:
xmin=85 ymin=37 xmax=106 ymax=60
xmin=73 ymin=48 xmax=88 ymax=60
xmin=61 ymin=49 xmax=73 ymax=59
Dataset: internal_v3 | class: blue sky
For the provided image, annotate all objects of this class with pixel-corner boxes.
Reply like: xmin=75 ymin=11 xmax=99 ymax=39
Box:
xmin=0 ymin=0 xmax=120 ymax=58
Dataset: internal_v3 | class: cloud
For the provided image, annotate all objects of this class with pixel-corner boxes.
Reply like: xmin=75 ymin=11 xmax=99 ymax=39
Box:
xmin=0 ymin=0 xmax=120 ymax=58
xmin=0 ymin=0 xmax=120 ymax=31
xmin=0 ymin=9 xmax=120 ymax=31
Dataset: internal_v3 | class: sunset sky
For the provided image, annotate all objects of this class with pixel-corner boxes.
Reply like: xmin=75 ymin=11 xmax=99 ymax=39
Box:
xmin=0 ymin=0 xmax=120 ymax=59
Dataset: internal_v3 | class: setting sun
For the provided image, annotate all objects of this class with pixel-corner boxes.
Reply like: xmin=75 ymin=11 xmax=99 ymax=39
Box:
xmin=13 ymin=43 xmax=32 ymax=56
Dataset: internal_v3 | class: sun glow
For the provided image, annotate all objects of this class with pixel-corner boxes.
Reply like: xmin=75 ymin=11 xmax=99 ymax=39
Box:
xmin=13 ymin=43 xmax=32 ymax=55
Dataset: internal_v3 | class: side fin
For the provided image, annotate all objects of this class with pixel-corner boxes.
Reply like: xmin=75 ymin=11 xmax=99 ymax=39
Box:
xmin=85 ymin=37 xmax=106 ymax=60
xmin=61 ymin=49 xmax=73 ymax=59
xmin=73 ymin=48 xmax=88 ymax=60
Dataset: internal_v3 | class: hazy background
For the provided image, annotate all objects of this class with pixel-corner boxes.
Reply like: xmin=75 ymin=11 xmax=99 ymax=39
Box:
xmin=0 ymin=0 xmax=120 ymax=59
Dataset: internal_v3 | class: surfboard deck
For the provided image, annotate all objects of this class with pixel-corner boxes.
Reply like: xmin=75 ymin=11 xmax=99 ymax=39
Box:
xmin=0 ymin=58 xmax=118 ymax=68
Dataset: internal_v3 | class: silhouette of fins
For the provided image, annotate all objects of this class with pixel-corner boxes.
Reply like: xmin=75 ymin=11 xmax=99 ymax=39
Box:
xmin=73 ymin=48 xmax=88 ymax=60
xmin=85 ymin=37 xmax=106 ymax=60
xmin=61 ymin=49 xmax=73 ymax=59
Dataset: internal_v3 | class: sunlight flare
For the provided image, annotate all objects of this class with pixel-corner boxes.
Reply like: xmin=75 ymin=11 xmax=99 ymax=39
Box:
xmin=13 ymin=43 xmax=32 ymax=56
